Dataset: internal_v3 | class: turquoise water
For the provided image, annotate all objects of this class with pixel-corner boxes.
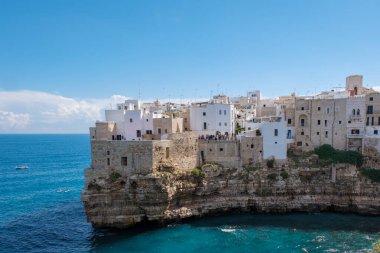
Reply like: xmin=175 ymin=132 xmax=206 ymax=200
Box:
xmin=0 ymin=135 xmax=379 ymax=253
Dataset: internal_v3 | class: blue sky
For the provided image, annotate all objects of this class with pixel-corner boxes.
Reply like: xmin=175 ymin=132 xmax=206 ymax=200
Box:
xmin=0 ymin=0 xmax=380 ymax=132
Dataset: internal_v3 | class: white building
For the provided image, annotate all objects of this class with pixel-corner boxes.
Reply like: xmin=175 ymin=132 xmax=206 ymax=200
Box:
xmin=105 ymin=99 xmax=157 ymax=140
xmin=242 ymin=116 xmax=292 ymax=160
xmin=189 ymin=99 xmax=235 ymax=136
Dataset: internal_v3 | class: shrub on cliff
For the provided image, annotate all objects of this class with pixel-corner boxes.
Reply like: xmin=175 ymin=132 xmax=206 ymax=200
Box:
xmin=280 ymin=171 xmax=289 ymax=180
xmin=314 ymin=144 xmax=363 ymax=167
xmin=191 ymin=167 xmax=205 ymax=178
xmin=109 ymin=172 xmax=122 ymax=182
xmin=266 ymin=158 xmax=275 ymax=168
xmin=267 ymin=173 xmax=277 ymax=181
xmin=360 ymin=168 xmax=380 ymax=183
xmin=88 ymin=182 xmax=101 ymax=191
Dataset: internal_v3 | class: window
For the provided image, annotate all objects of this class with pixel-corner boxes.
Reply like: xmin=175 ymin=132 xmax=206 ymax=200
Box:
xmin=301 ymin=107 xmax=304 ymax=110
xmin=317 ymin=132 xmax=320 ymax=135
xmin=219 ymin=122 xmax=221 ymax=126
xmin=318 ymin=120 xmax=321 ymax=125
xmin=224 ymin=122 xmax=227 ymax=126
xmin=166 ymin=147 xmax=170 ymax=159
xmin=287 ymin=130 xmax=291 ymax=139
xmin=274 ymin=129 xmax=278 ymax=136
xmin=165 ymin=129 xmax=168 ymax=134
xmin=288 ymin=119 xmax=292 ymax=124
xmin=375 ymin=130 xmax=378 ymax=135
xmin=351 ymin=129 xmax=359 ymax=134
xmin=367 ymin=106 xmax=373 ymax=114
xmin=297 ymin=141 xmax=302 ymax=146
xmin=107 ymin=151 xmax=110 ymax=155
xmin=318 ymin=107 xmax=321 ymax=111
xmin=121 ymin=157 xmax=128 ymax=166
xmin=224 ymin=110 xmax=227 ymax=115
xmin=158 ymin=128 xmax=161 ymax=134
xmin=370 ymin=97 xmax=374 ymax=101
xmin=301 ymin=118 xmax=305 ymax=127
xmin=324 ymin=120 xmax=327 ymax=127
xmin=203 ymin=122 xmax=207 ymax=130
xmin=357 ymin=109 xmax=360 ymax=115
xmin=301 ymin=131 xmax=304 ymax=136
xmin=219 ymin=148 xmax=224 ymax=152
xmin=339 ymin=121 xmax=342 ymax=124
xmin=378 ymin=117 xmax=380 ymax=125
xmin=107 ymin=158 xmax=110 ymax=166
xmin=146 ymin=130 xmax=152 ymax=134
xmin=327 ymin=108 xmax=330 ymax=114
xmin=146 ymin=119 xmax=149 ymax=122
xmin=372 ymin=117 xmax=375 ymax=126
xmin=219 ymin=110 xmax=222 ymax=115
xmin=129 ymin=118 xmax=133 ymax=123
xmin=136 ymin=130 xmax=141 ymax=137
xmin=367 ymin=117 xmax=370 ymax=126
xmin=203 ymin=112 xmax=206 ymax=116
xmin=325 ymin=131 xmax=328 ymax=138
xmin=251 ymin=144 xmax=254 ymax=149
xmin=352 ymin=109 xmax=356 ymax=115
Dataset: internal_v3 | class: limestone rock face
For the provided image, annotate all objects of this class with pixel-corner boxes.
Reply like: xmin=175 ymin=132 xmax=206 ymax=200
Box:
xmin=82 ymin=163 xmax=380 ymax=228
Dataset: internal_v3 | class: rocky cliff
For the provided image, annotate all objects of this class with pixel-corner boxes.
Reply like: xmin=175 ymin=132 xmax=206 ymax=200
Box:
xmin=82 ymin=159 xmax=380 ymax=228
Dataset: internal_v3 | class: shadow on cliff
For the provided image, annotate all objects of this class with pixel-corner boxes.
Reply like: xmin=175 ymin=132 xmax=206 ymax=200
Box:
xmin=88 ymin=212 xmax=380 ymax=250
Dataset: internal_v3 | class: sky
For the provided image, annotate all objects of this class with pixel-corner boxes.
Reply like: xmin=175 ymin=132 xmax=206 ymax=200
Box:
xmin=1 ymin=0 xmax=380 ymax=133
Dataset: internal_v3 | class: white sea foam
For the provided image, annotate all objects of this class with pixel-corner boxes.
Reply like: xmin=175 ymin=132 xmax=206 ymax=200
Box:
xmin=220 ymin=228 xmax=236 ymax=233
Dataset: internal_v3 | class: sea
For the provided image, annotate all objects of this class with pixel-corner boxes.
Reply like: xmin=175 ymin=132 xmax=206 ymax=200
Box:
xmin=0 ymin=134 xmax=379 ymax=253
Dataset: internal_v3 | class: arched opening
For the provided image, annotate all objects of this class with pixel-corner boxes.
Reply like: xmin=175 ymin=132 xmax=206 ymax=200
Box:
xmin=354 ymin=87 xmax=358 ymax=95
xmin=299 ymin=115 xmax=307 ymax=127
xmin=357 ymin=109 xmax=360 ymax=115
xmin=352 ymin=109 xmax=356 ymax=115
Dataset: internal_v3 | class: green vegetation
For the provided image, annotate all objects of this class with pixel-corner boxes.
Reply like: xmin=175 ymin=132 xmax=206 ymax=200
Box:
xmin=243 ymin=165 xmax=259 ymax=172
xmin=360 ymin=168 xmax=380 ymax=183
xmin=280 ymin=171 xmax=289 ymax=180
xmin=202 ymin=163 xmax=216 ymax=167
xmin=266 ymin=158 xmax=275 ymax=168
xmin=235 ymin=122 xmax=245 ymax=134
xmin=314 ymin=144 xmax=363 ymax=167
xmin=109 ymin=172 xmax=122 ymax=182
xmin=267 ymin=173 xmax=277 ymax=181
xmin=191 ymin=167 xmax=205 ymax=178
xmin=88 ymin=182 xmax=101 ymax=191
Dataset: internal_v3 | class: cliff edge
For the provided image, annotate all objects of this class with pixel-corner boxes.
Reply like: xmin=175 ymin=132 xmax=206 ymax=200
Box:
xmin=82 ymin=157 xmax=380 ymax=228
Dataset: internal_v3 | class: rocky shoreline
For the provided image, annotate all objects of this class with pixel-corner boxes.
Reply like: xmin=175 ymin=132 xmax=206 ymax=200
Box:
xmin=82 ymin=161 xmax=380 ymax=228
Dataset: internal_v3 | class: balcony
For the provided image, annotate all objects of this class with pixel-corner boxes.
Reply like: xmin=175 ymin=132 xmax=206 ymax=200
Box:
xmin=350 ymin=115 xmax=363 ymax=120
xmin=347 ymin=133 xmax=364 ymax=138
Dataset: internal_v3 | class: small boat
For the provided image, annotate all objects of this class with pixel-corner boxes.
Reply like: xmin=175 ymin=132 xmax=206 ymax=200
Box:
xmin=15 ymin=165 xmax=29 ymax=170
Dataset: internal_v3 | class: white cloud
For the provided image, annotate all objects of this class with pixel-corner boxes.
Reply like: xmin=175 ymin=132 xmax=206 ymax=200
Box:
xmin=0 ymin=111 xmax=30 ymax=130
xmin=0 ymin=90 xmax=128 ymax=133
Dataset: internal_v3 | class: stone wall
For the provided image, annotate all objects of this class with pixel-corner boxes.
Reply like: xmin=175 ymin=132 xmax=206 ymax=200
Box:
xmin=240 ymin=136 xmax=263 ymax=166
xmin=198 ymin=140 xmax=241 ymax=168
xmin=91 ymin=140 xmax=154 ymax=176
